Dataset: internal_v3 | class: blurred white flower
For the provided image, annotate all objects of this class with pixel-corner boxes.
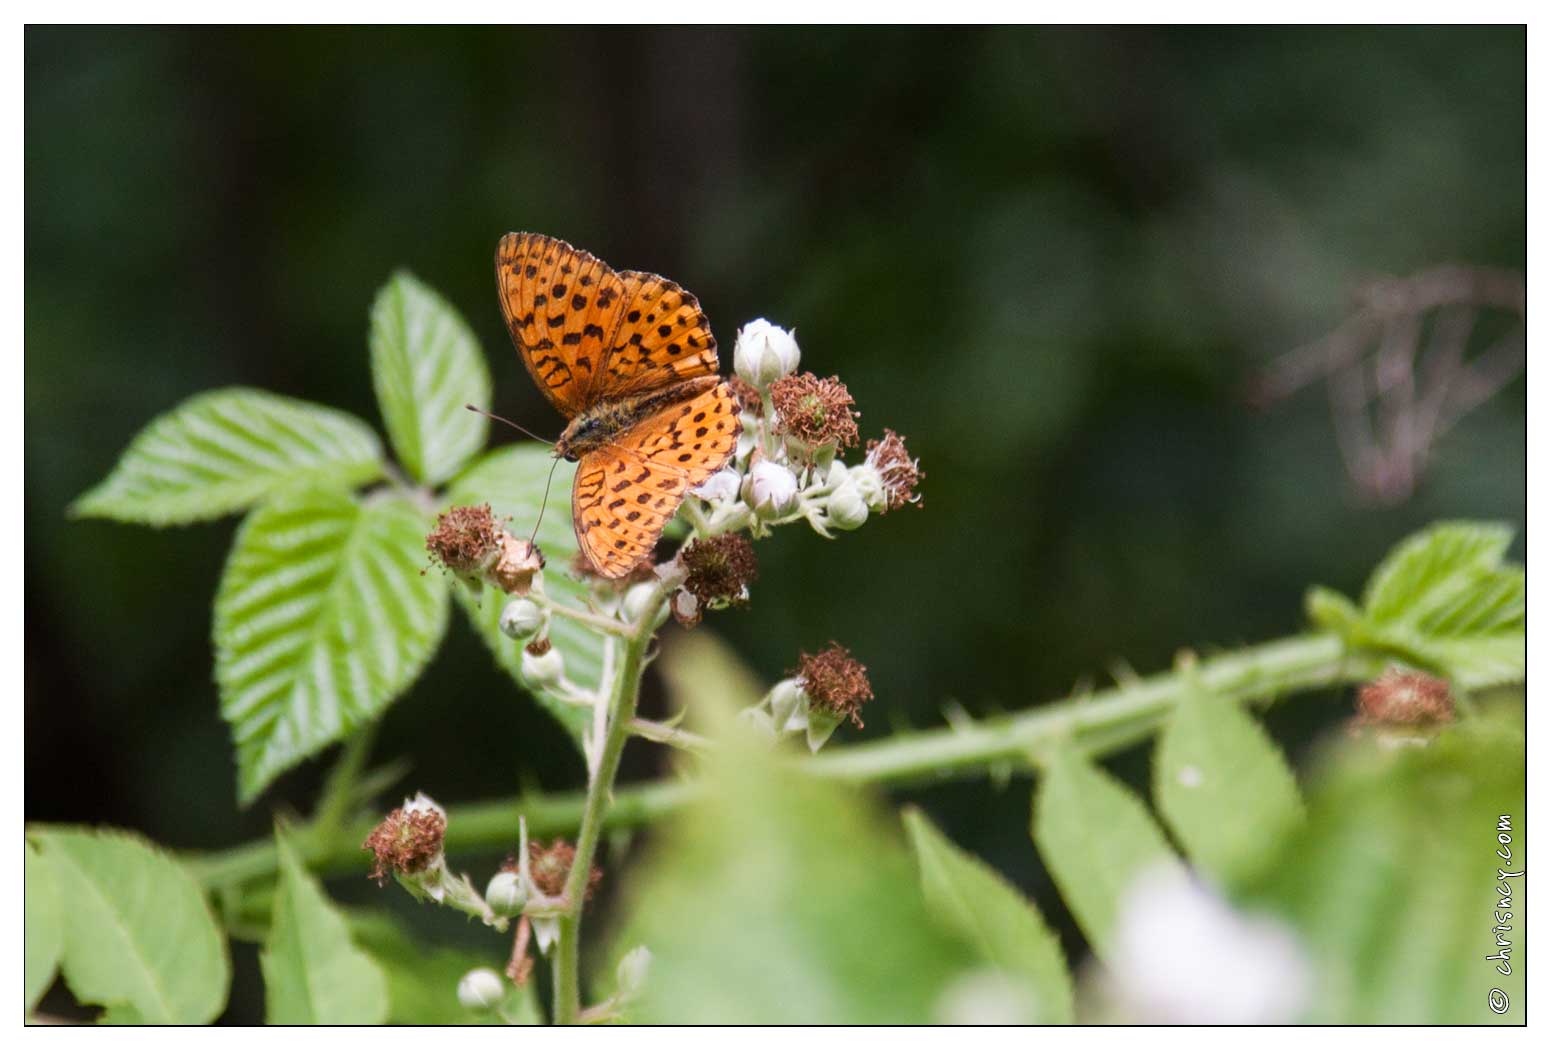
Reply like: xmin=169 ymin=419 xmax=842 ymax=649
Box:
xmin=934 ymin=969 xmax=1040 ymax=1025
xmin=732 ymin=318 xmax=800 ymax=388
xmin=1107 ymin=865 xmax=1311 ymax=1024
xmin=745 ymin=459 xmax=800 ymax=518
xmin=457 ymin=967 xmax=506 ymax=1011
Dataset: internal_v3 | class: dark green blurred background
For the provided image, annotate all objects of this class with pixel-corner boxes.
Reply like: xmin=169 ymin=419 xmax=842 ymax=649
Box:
xmin=26 ymin=26 xmax=1524 ymax=1021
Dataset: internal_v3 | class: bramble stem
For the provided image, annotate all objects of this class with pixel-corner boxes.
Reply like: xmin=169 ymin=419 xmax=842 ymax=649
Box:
xmin=184 ymin=631 xmax=1362 ymax=892
xmin=550 ymin=583 xmax=667 ymax=1025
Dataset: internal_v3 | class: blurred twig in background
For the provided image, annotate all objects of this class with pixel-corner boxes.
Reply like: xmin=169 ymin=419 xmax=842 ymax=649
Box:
xmin=1250 ymin=265 xmax=1525 ymax=506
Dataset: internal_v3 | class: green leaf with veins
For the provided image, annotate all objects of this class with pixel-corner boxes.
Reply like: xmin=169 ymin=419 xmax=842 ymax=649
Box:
xmin=262 ymin=831 xmax=388 ymax=1023
xmin=369 ymin=271 xmax=491 ymax=485
xmin=72 ymin=387 xmax=383 ymax=525
xmin=30 ymin=827 xmax=230 ymax=1023
xmin=1308 ymin=521 xmax=1523 ymax=689
xmin=215 ymin=485 xmax=450 ymax=802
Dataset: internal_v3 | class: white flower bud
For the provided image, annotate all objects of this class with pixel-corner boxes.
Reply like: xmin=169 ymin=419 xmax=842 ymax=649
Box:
xmin=744 ymin=459 xmax=800 ymax=518
xmin=691 ymin=467 xmax=741 ymax=503
xmin=521 ymin=644 xmax=565 ymax=688
xmin=826 ymin=476 xmax=870 ymax=531
xmin=732 ymin=318 xmax=800 ymax=388
xmin=499 ymin=597 xmax=545 ymax=640
xmin=615 ymin=946 xmax=653 ymax=1002
xmin=485 ymin=870 xmax=529 ymax=917
xmin=457 ymin=967 xmax=507 ymax=1012
xmin=848 ymin=462 xmax=888 ymax=513
xmin=622 ymin=581 xmax=663 ymax=626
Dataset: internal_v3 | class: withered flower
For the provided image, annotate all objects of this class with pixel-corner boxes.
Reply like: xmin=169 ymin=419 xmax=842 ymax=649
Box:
xmin=864 ymin=429 xmax=924 ymax=512
xmin=363 ymin=795 xmax=447 ymax=883
xmin=770 ymin=372 xmax=860 ymax=452
xmin=524 ymin=839 xmax=603 ymax=900
xmin=792 ymin=642 xmax=875 ymax=728
xmin=1355 ymin=668 xmax=1455 ymax=727
xmin=426 ymin=504 xmax=502 ymax=575
xmin=681 ymin=534 xmax=759 ymax=607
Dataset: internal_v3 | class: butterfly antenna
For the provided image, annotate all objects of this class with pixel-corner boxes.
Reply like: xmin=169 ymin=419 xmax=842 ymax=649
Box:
xmin=464 ymin=404 xmax=554 ymax=446
xmin=530 ymin=455 xmax=562 ymax=546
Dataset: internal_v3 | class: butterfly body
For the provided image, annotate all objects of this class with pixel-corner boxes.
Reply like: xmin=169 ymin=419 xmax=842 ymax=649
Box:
xmin=496 ymin=233 xmax=741 ymax=578
xmin=554 ymin=375 xmax=722 ymax=462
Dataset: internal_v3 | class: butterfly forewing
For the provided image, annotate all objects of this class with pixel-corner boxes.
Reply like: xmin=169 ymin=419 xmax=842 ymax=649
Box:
xmin=496 ymin=233 xmax=629 ymax=415
xmin=572 ymin=383 xmax=741 ymax=577
xmin=593 ymin=271 xmax=720 ymax=399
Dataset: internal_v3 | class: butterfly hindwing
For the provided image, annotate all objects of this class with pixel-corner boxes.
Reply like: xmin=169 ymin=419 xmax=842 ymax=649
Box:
xmin=572 ymin=382 xmax=741 ymax=577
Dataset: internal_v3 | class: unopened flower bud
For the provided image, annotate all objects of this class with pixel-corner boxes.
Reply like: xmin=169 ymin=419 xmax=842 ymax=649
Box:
xmin=691 ymin=467 xmax=741 ymax=503
xmin=849 ymin=462 xmax=888 ymax=513
xmin=499 ymin=598 xmax=545 ymax=640
xmin=457 ymin=968 xmax=506 ymax=1012
xmin=826 ymin=475 xmax=870 ymax=531
xmin=733 ymin=318 xmax=801 ymax=389
xmin=616 ymin=946 xmax=653 ymax=1002
xmin=745 ymin=459 xmax=800 ymax=518
xmin=521 ymin=643 xmax=565 ymax=688
xmin=485 ymin=870 xmax=530 ymax=917
xmin=623 ymin=581 xmax=663 ymax=625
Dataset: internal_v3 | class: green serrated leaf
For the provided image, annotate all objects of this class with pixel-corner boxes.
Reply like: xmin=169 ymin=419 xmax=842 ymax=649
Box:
xmin=1154 ymin=688 xmax=1303 ymax=886
xmin=72 ymin=387 xmax=383 ymax=525
xmin=1352 ymin=522 xmax=1523 ymax=688
xmin=612 ymin=661 xmax=978 ymax=1023
xmin=448 ymin=444 xmax=603 ymax=742
xmin=1361 ymin=521 xmax=1512 ymax=624
xmin=215 ymin=486 xmax=450 ymax=803
xmin=31 ymin=827 xmax=230 ymax=1023
xmin=350 ymin=911 xmax=542 ymax=1024
xmin=1305 ymin=585 xmax=1363 ymax=636
xmin=262 ymin=832 xmax=388 ymax=1023
xmin=903 ymin=808 xmax=1074 ymax=1023
xmin=369 ymin=271 xmax=491 ymax=485
xmin=1032 ymin=746 xmax=1183 ymax=958
xmin=1244 ymin=720 xmax=1525 ymax=1023
xmin=25 ymin=842 xmax=63 ymax=1013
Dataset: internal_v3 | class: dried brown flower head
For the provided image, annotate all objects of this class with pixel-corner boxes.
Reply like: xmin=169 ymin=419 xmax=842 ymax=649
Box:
xmin=770 ymin=373 xmax=860 ymax=451
xmin=727 ymin=375 xmax=764 ymax=414
xmin=570 ymin=549 xmax=656 ymax=586
xmin=525 ymin=839 xmax=603 ymax=900
xmin=491 ymin=534 xmax=545 ymax=595
xmin=681 ymin=534 xmax=759 ymax=606
xmin=865 ymin=429 xmax=924 ymax=512
xmin=426 ymin=504 xmax=501 ymax=575
xmin=362 ymin=803 xmax=447 ymax=883
xmin=792 ymin=642 xmax=874 ymax=728
xmin=524 ymin=636 xmax=552 ymax=658
xmin=1355 ymin=668 xmax=1455 ymax=727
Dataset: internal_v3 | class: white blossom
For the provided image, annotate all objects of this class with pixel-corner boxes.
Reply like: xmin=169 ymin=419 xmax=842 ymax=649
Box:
xmin=1107 ymin=865 xmax=1311 ymax=1024
xmin=732 ymin=318 xmax=800 ymax=388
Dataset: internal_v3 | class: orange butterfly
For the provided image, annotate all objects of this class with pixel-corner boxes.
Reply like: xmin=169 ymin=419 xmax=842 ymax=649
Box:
xmin=495 ymin=233 xmax=741 ymax=578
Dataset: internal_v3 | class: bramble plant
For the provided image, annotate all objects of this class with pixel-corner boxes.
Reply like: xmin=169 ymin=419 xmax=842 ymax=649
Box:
xmin=27 ymin=271 xmax=1524 ymax=1025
